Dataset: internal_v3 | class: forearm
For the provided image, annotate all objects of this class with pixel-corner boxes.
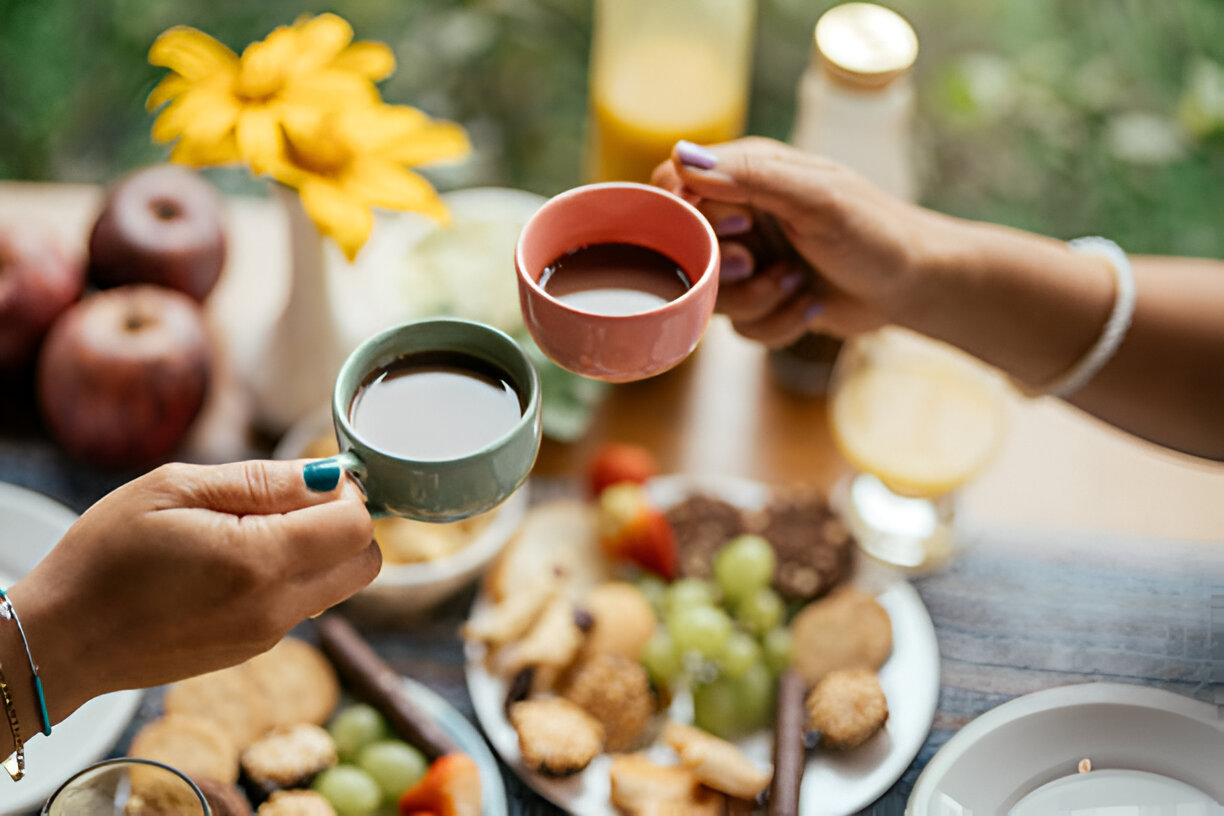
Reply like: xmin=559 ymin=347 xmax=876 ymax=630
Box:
xmin=901 ymin=219 xmax=1224 ymax=460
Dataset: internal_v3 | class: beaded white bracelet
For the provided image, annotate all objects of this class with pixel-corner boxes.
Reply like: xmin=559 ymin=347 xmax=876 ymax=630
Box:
xmin=1028 ymin=237 xmax=1136 ymax=399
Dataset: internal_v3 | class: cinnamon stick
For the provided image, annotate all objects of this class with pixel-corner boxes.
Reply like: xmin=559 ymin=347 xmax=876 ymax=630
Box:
xmin=316 ymin=614 xmax=459 ymax=760
xmin=769 ymin=670 xmax=807 ymax=815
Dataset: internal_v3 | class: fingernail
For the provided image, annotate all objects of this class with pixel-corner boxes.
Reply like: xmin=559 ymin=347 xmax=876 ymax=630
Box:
xmin=303 ymin=460 xmax=342 ymax=492
xmin=676 ymin=140 xmax=718 ymax=170
xmin=804 ymin=302 xmax=825 ymax=323
xmin=721 ymin=252 xmax=753 ymax=283
xmin=780 ymin=271 xmax=805 ymax=294
xmin=715 ymin=214 xmax=751 ymax=236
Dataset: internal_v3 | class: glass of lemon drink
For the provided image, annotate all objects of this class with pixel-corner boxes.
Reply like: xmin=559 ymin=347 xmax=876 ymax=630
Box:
xmin=829 ymin=328 xmax=1007 ymax=573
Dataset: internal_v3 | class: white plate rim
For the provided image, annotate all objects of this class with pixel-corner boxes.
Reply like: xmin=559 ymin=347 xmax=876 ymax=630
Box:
xmin=464 ymin=474 xmax=942 ymax=815
xmin=396 ymin=675 xmax=508 ymax=816
xmin=0 ymin=481 xmax=144 ymax=816
xmin=906 ymin=681 xmax=1224 ymax=815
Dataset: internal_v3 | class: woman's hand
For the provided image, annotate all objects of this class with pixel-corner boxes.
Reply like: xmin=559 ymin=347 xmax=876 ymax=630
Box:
xmin=6 ymin=459 xmax=378 ymax=724
xmin=652 ymin=137 xmax=967 ymax=346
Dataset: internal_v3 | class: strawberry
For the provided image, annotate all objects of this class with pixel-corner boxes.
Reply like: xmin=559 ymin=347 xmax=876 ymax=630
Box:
xmin=587 ymin=442 xmax=659 ymax=497
xmin=397 ymin=753 xmax=481 ymax=816
xmin=597 ymin=482 xmax=679 ymax=580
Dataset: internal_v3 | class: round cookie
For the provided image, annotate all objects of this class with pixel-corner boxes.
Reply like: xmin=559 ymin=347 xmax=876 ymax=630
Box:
xmin=128 ymin=713 xmax=240 ymax=784
xmin=164 ymin=665 xmax=274 ymax=749
xmin=790 ymin=585 xmax=892 ymax=686
xmin=581 ymin=581 xmax=657 ymax=662
xmin=244 ymin=637 xmax=340 ymax=727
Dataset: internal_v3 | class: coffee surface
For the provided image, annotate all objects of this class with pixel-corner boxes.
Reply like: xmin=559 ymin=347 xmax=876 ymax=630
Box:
xmin=349 ymin=350 xmax=523 ymax=461
xmin=540 ymin=242 xmax=690 ymax=316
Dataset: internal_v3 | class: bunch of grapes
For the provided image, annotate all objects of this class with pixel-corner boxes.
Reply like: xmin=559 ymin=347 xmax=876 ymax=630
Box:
xmin=637 ymin=535 xmax=794 ymax=740
xmin=315 ymin=704 xmax=429 ymax=816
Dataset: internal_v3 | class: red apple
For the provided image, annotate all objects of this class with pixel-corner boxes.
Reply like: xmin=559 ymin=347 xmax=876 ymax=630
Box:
xmin=0 ymin=222 xmax=85 ymax=371
xmin=88 ymin=164 xmax=226 ymax=302
xmin=37 ymin=285 xmax=213 ymax=467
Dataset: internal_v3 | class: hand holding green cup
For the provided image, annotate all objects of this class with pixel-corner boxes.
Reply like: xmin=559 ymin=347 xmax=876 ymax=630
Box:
xmin=303 ymin=318 xmax=542 ymax=523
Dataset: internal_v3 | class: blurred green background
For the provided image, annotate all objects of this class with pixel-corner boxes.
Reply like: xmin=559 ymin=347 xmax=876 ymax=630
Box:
xmin=2 ymin=0 xmax=1223 ymax=257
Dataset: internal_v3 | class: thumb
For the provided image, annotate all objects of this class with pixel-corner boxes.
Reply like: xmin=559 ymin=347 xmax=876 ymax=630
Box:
xmin=153 ymin=459 xmax=347 ymax=516
xmin=671 ymin=137 xmax=841 ymax=224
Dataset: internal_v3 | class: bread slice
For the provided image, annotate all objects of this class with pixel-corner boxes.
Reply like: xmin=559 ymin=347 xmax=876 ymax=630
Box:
xmin=484 ymin=499 xmax=613 ymax=603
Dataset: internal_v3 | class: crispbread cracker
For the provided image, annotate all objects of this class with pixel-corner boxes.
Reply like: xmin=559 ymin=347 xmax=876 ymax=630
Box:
xmin=485 ymin=499 xmax=611 ymax=602
xmin=164 ymin=664 xmax=274 ymax=749
xmin=244 ymin=638 xmax=340 ymax=727
xmin=129 ymin=713 xmax=240 ymax=784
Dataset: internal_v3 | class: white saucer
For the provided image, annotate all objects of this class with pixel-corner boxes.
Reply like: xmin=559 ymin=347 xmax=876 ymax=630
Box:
xmin=0 ymin=482 xmax=142 ymax=816
xmin=907 ymin=682 xmax=1224 ymax=815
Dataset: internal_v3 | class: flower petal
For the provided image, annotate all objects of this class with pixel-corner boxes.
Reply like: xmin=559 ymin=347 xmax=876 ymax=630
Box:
xmin=146 ymin=72 xmax=189 ymax=112
xmin=291 ymin=13 xmax=354 ymax=72
xmin=170 ymin=132 xmax=242 ymax=167
xmin=236 ymin=28 xmax=297 ymax=100
xmin=342 ymin=157 xmax=449 ymax=217
xmin=331 ymin=41 xmax=396 ymax=81
xmin=380 ymin=120 xmax=470 ymax=167
xmin=281 ymin=69 xmax=381 ymax=109
xmin=236 ymin=106 xmax=284 ymax=175
xmin=299 ymin=178 xmax=374 ymax=262
xmin=149 ymin=27 xmax=238 ymax=81
xmin=150 ymin=85 xmax=240 ymax=145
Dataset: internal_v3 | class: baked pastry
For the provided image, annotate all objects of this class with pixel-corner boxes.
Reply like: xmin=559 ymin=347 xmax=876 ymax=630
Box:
xmin=164 ymin=665 xmax=274 ymax=750
xmin=508 ymin=698 xmax=604 ymax=776
xmin=750 ymin=491 xmax=853 ymax=600
xmin=129 ymin=714 xmax=240 ymax=785
xmin=579 ymin=581 xmax=657 ymax=662
xmin=244 ymin=638 xmax=340 ymax=728
xmin=485 ymin=499 xmax=612 ymax=603
xmin=240 ymin=724 xmax=337 ymax=797
xmin=608 ymin=753 xmax=725 ymax=816
xmin=256 ymin=789 xmax=338 ymax=816
xmin=665 ymin=495 xmax=749 ymax=581
xmin=562 ymin=653 xmax=655 ymax=752
xmin=662 ymin=723 xmax=772 ymax=801
xmin=790 ymin=585 xmax=892 ymax=686
xmin=806 ymin=668 xmax=889 ymax=749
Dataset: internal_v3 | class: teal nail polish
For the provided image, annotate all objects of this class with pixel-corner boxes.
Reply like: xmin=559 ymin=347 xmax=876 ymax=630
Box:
xmin=303 ymin=460 xmax=342 ymax=492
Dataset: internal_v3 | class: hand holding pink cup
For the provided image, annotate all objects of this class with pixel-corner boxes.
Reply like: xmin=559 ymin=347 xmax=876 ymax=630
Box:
xmin=515 ymin=182 xmax=719 ymax=382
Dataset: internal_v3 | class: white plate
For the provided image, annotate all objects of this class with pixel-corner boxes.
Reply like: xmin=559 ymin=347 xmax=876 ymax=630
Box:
xmin=0 ymin=482 xmax=142 ymax=816
xmin=396 ymin=675 xmax=509 ymax=816
xmin=465 ymin=474 xmax=942 ymax=815
xmin=907 ymin=682 xmax=1224 ymax=815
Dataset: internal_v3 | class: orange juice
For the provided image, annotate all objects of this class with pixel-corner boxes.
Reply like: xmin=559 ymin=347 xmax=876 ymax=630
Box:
xmin=586 ymin=37 xmax=748 ymax=183
xmin=830 ymin=333 xmax=1005 ymax=499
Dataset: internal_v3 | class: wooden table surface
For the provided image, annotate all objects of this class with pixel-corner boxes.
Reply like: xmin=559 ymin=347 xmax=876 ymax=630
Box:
xmin=3 ymin=179 xmax=1222 ymax=543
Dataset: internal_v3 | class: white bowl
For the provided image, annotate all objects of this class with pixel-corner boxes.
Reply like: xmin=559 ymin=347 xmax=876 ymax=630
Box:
xmin=274 ymin=407 xmax=528 ymax=624
xmin=0 ymin=482 xmax=143 ymax=815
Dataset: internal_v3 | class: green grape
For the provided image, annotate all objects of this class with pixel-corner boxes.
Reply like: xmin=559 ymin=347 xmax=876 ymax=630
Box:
xmin=640 ymin=629 xmax=684 ymax=686
xmin=733 ymin=663 xmax=776 ymax=733
xmin=713 ymin=535 xmax=777 ymax=603
xmin=356 ymin=740 xmax=428 ymax=804
xmin=692 ymin=676 xmax=747 ymax=739
xmin=736 ymin=586 xmax=785 ymax=636
xmin=718 ymin=630 xmax=763 ymax=679
xmin=666 ymin=577 xmax=718 ymax=615
xmin=636 ymin=574 xmax=668 ymax=618
xmin=312 ymin=765 xmax=383 ymax=816
xmin=328 ymin=704 xmax=390 ymax=761
xmin=667 ymin=604 xmax=733 ymax=659
xmin=763 ymin=627 xmax=794 ymax=674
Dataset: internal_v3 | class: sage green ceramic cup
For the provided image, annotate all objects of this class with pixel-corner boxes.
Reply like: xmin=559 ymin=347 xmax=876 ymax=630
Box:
xmin=315 ymin=317 xmax=541 ymax=522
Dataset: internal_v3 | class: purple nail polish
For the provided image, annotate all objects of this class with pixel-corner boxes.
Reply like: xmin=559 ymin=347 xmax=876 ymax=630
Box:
xmin=721 ymin=253 xmax=753 ymax=282
xmin=676 ymin=140 xmax=718 ymax=170
xmin=716 ymin=214 xmax=751 ymax=236
xmin=780 ymin=271 xmax=804 ymax=293
xmin=803 ymin=302 xmax=825 ymax=323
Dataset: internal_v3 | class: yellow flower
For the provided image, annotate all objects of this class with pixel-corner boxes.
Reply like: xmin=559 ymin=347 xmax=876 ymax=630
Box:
xmin=268 ymin=105 xmax=470 ymax=261
xmin=147 ymin=13 xmax=394 ymax=173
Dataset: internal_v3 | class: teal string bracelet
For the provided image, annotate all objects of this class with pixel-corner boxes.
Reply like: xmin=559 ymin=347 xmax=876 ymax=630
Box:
xmin=0 ymin=589 xmax=51 ymax=738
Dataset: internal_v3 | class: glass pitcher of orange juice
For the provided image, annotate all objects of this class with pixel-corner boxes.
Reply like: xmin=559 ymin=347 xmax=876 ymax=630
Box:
xmin=829 ymin=328 xmax=1008 ymax=573
xmin=584 ymin=0 xmax=756 ymax=183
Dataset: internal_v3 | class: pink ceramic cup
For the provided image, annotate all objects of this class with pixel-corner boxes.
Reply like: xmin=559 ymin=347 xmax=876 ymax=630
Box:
xmin=515 ymin=182 xmax=720 ymax=382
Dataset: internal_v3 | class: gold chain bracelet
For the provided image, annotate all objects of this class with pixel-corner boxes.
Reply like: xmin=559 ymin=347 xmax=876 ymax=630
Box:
xmin=0 ymin=660 xmax=24 ymax=781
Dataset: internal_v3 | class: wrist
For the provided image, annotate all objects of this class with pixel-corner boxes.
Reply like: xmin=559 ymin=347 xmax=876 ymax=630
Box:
xmin=4 ymin=582 xmax=87 ymax=729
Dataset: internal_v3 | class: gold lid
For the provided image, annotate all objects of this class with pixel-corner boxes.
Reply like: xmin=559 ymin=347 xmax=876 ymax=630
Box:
xmin=814 ymin=3 xmax=919 ymax=90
